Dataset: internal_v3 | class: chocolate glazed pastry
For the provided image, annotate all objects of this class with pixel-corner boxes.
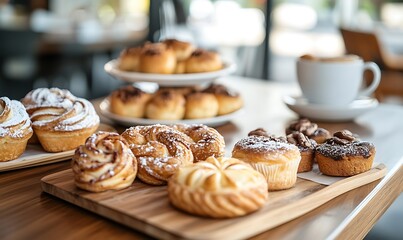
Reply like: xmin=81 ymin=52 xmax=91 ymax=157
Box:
xmin=286 ymin=118 xmax=331 ymax=144
xmin=315 ymin=130 xmax=375 ymax=176
xmin=287 ymin=132 xmax=317 ymax=172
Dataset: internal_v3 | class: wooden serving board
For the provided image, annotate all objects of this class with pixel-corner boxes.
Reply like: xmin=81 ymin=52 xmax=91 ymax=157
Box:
xmin=0 ymin=123 xmax=116 ymax=172
xmin=41 ymin=164 xmax=386 ymax=240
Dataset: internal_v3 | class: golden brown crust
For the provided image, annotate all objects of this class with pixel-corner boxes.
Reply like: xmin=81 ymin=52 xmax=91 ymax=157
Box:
xmin=202 ymin=84 xmax=243 ymax=115
xmin=145 ymin=90 xmax=186 ymax=120
xmin=185 ymin=92 xmax=219 ymax=119
xmin=121 ymin=125 xmax=194 ymax=185
xmin=185 ymin=49 xmax=223 ymax=73
xmin=163 ymin=39 xmax=195 ymax=61
xmin=298 ymin=150 xmax=314 ymax=172
xmin=172 ymin=124 xmax=225 ymax=162
xmin=0 ymin=97 xmax=33 ymax=161
xmin=232 ymin=136 xmax=301 ymax=191
xmin=167 ymin=156 xmax=268 ymax=218
xmin=109 ymin=86 xmax=153 ymax=118
xmin=118 ymin=47 xmax=142 ymax=71
xmin=72 ymin=132 xmax=137 ymax=192
xmin=138 ymin=43 xmax=176 ymax=74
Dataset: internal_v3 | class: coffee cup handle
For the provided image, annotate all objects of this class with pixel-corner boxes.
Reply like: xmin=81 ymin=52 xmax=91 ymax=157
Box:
xmin=359 ymin=62 xmax=381 ymax=97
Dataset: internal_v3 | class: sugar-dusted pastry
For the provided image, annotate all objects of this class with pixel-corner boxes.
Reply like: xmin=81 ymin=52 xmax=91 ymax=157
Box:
xmin=202 ymin=84 xmax=243 ymax=115
xmin=138 ymin=43 xmax=176 ymax=74
xmin=0 ymin=97 xmax=33 ymax=162
xmin=185 ymin=49 xmax=223 ymax=73
xmin=145 ymin=90 xmax=186 ymax=120
xmin=118 ymin=46 xmax=142 ymax=71
xmin=121 ymin=125 xmax=194 ymax=185
xmin=172 ymin=124 xmax=225 ymax=162
xmin=316 ymin=130 xmax=375 ymax=176
xmin=22 ymin=88 xmax=100 ymax=152
xmin=185 ymin=92 xmax=219 ymax=119
xmin=109 ymin=85 xmax=153 ymax=118
xmin=72 ymin=132 xmax=137 ymax=192
xmin=285 ymin=118 xmax=331 ymax=144
xmin=232 ymin=135 xmax=301 ymax=191
xmin=248 ymin=128 xmax=287 ymax=142
xmin=168 ymin=156 xmax=268 ymax=218
xmin=287 ymin=132 xmax=317 ymax=173
xmin=162 ymin=39 xmax=195 ymax=61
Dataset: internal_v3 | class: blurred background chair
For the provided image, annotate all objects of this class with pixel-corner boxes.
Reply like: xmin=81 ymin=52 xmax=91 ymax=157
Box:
xmin=340 ymin=27 xmax=403 ymax=102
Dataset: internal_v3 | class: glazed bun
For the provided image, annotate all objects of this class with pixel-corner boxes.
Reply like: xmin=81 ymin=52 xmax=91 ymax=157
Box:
xmin=185 ymin=92 xmax=219 ymax=119
xmin=163 ymin=39 xmax=195 ymax=61
xmin=145 ymin=90 xmax=186 ymax=120
xmin=109 ymin=85 xmax=153 ymax=118
xmin=138 ymin=43 xmax=176 ymax=74
xmin=185 ymin=49 xmax=223 ymax=73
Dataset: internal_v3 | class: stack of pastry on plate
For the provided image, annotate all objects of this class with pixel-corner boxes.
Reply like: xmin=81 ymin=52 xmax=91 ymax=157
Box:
xmin=109 ymin=84 xmax=243 ymax=120
xmin=71 ymin=119 xmax=376 ymax=219
xmin=0 ymin=88 xmax=100 ymax=162
xmin=118 ymin=39 xmax=223 ymax=74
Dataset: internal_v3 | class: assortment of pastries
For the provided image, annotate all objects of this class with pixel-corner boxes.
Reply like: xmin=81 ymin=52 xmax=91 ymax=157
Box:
xmin=109 ymin=84 xmax=243 ymax=120
xmin=118 ymin=39 xmax=223 ymax=74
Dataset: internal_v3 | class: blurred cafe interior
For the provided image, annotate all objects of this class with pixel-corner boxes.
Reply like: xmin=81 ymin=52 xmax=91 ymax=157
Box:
xmin=0 ymin=0 xmax=402 ymax=239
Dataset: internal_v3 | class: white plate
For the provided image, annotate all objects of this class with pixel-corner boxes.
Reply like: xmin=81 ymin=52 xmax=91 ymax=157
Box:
xmin=283 ymin=95 xmax=379 ymax=122
xmin=99 ymin=98 xmax=244 ymax=127
xmin=104 ymin=60 xmax=236 ymax=86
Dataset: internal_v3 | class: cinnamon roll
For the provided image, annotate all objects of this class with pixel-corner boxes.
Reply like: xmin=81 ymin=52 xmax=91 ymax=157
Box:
xmin=72 ymin=132 xmax=137 ymax=192
xmin=109 ymin=85 xmax=153 ymax=118
xmin=162 ymin=39 xmax=195 ymax=61
xmin=168 ymin=156 xmax=268 ymax=218
xmin=121 ymin=125 xmax=194 ymax=185
xmin=22 ymin=88 xmax=100 ymax=152
xmin=0 ymin=97 xmax=33 ymax=161
xmin=138 ymin=43 xmax=176 ymax=74
xmin=172 ymin=124 xmax=225 ymax=162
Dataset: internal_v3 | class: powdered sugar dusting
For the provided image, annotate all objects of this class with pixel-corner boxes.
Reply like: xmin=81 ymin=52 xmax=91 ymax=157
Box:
xmin=0 ymin=97 xmax=32 ymax=138
xmin=235 ymin=135 xmax=297 ymax=153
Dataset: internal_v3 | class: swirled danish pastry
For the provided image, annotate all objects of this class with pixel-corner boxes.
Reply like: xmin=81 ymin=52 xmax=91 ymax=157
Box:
xmin=72 ymin=132 xmax=137 ymax=192
xmin=22 ymin=88 xmax=100 ymax=152
xmin=168 ymin=156 xmax=268 ymax=218
xmin=172 ymin=124 xmax=225 ymax=162
xmin=121 ymin=125 xmax=194 ymax=185
xmin=0 ymin=97 xmax=33 ymax=161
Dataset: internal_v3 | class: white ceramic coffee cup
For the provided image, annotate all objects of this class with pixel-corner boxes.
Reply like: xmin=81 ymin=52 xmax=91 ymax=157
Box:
xmin=296 ymin=55 xmax=381 ymax=106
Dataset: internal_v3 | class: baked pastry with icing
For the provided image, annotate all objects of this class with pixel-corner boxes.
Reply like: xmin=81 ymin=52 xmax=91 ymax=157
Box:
xmin=168 ymin=156 xmax=268 ymax=218
xmin=0 ymin=97 xmax=33 ymax=161
xmin=185 ymin=49 xmax=223 ymax=73
xmin=163 ymin=39 xmax=195 ymax=61
xmin=316 ymin=130 xmax=375 ymax=176
xmin=232 ymin=135 xmax=300 ymax=191
xmin=72 ymin=132 xmax=137 ymax=192
xmin=145 ymin=90 xmax=186 ymax=120
xmin=172 ymin=124 xmax=225 ymax=162
xmin=109 ymin=85 xmax=152 ymax=118
xmin=121 ymin=125 xmax=194 ymax=185
xmin=185 ymin=92 xmax=219 ymax=119
xmin=22 ymin=88 xmax=100 ymax=152
xmin=202 ymin=84 xmax=243 ymax=115
xmin=138 ymin=43 xmax=176 ymax=74
xmin=287 ymin=132 xmax=317 ymax=172
xmin=248 ymin=128 xmax=287 ymax=142
xmin=286 ymin=118 xmax=331 ymax=144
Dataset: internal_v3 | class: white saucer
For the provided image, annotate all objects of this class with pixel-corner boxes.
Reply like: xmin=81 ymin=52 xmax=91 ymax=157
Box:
xmin=99 ymin=98 xmax=244 ymax=127
xmin=104 ymin=60 xmax=236 ymax=86
xmin=283 ymin=95 xmax=379 ymax=122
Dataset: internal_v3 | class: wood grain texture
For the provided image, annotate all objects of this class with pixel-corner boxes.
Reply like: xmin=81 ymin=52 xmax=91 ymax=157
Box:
xmin=0 ymin=123 xmax=116 ymax=172
xmin=41 ymin=165 xmax=386 ymax=240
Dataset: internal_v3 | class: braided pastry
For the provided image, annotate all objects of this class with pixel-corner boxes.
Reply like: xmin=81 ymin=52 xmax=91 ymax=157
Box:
xmin=168 ymin=156 xmax=268 ymax=218
xmin=22 ymin=88 xmax=100 ymax=152
xmin=121 ymin=125 xmax=194 ymax=185
xmin=72 ymin=132 xmax=137 ymax=192
xmin=172 ymin=124 xmax=225 ymax=162
xmin=0 ymin=97 xmax=33 ymax=161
